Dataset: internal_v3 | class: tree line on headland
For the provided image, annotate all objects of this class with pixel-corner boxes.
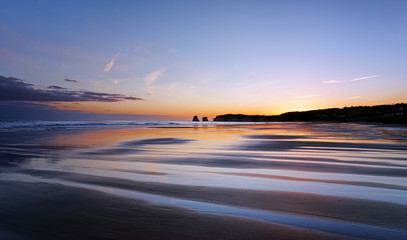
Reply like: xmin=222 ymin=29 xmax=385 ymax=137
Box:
xmin=212 ymin=103 xmax=406 ymax=124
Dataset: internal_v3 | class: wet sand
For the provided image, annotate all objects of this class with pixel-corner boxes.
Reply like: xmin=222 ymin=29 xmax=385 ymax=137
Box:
xmin=18 ymin=169 xmax=407 ymax=230
xmin=1 ymin=122 xmax=407 ymax=239
xmin=0 ymin=180 xmax=358 ymax=240
xmin=211 ymin=171 xmax=407 ymax=191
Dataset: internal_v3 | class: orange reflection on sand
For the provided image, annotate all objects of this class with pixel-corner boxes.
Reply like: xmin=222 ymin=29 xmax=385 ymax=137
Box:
xmin=47 ymin=125 xmax=246 ymax=151
xmin=144 ymin=163 xmax=158 ymax=174
xmin=48 ymin=127 xmax=169 ymax=148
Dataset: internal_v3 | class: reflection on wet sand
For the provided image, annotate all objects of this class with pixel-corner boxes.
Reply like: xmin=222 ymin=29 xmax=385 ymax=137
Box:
xmin=1 ymin=123 xmax=407 ymax=239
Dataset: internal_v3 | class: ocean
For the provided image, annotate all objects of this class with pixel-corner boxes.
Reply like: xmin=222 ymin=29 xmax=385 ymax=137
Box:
xmin=0 ymin=121 xmax=407 ymax=239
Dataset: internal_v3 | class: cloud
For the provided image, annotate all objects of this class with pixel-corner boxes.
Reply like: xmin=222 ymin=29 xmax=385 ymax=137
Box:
xmin=322 ymin=80 xmax=346 ymax=84
xmin=323 ymin=75 xmax=378 ymax=84
xmin=104 ymin=52 xmax=120 ymax=73
xmin=144 ymin=68 xmax=165 ymax=95
xmin=0 ymin=75 xmax=142 ymax=102
xmin=64 ymin=78 xmax=78 ymax=83
xmin=169 ymin=48 xmax=178 ymax=54
xmin=134 ymin=46 xmax=147 ymax=52
xmin=0 ymin=101 xmax=171 ymax=121
xmin=350 ymin=75 xmax=378 ymax=82
xmin=46 ymin=85 xmax=66 ymax=90
xmin=110 ymin=78 xmax=131 ymax=84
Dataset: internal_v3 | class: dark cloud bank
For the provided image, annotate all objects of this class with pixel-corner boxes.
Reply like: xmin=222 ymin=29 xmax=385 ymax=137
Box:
xmin=0 ymin=75 xmax=142 ymax=102
xmin=64 ymin=78 xmax=78 ymax=83
xmin=0 ymin=101 xmax=172 ymax=121
xmin=0 ymin=75 xmax=165 ymax=121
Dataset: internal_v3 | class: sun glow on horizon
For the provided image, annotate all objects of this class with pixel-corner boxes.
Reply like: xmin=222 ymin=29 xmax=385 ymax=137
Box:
xmin=40 ymin=96 xmax=406 ymax=121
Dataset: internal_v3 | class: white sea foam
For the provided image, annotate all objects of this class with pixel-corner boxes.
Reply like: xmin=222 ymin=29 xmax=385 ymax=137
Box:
xmin=0 ymin=120 xmax=266 ymax=131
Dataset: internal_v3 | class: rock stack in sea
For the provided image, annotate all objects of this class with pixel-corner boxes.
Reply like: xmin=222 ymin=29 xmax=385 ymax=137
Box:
xmin=192 ymin=116 xmax=200 ymax=121
xmin=202 ymin=117 xmax=208 ymax=122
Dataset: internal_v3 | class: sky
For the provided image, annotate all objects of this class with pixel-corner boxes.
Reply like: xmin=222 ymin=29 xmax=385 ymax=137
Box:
xmin=0 ymin=0 xmax=406 ymax=121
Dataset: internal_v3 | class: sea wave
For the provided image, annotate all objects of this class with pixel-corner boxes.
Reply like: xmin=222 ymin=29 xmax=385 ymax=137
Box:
xmin=0 ymin=120 xmax=265 ymax=131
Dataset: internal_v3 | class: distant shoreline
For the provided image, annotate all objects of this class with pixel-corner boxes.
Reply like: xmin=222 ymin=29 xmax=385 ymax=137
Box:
xmin=213 ymin=103 xmax=406 ymax=124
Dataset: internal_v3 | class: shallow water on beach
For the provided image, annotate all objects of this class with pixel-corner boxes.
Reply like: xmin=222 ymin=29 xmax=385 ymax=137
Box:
xmin=1 ymin=122 xmax=407 ymax=239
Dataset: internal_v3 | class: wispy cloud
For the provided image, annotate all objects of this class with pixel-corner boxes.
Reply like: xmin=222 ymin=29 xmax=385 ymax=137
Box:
xmin=296 ymin=94 xmax=319 ymax=99
xmin=323 ymin=75 xmax=378 ymax=84
xmin=169 ymin=48 xmax=178 ymax=54
xmin=322 ymin=80 xmax=346 ymax=84
xmin=350 ymin=75 xmax=378 ymax=82
xmin=104 ymin=52 xmax=120 ymax=73
xmin=133 ymin=45 xmax=147 ymax=52
xmin=0 ymin=75 xmax=142 ymax=102
xmin=64 ymin=78 xmax=78 ymax=83
xmin=144 ymin=68 xmax=165 ymax=95
xmin=110 ymin=77 xmax=132 ymax=84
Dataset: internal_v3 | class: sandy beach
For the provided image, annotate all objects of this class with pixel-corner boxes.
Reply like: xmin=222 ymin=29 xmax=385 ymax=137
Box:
xmin=1 ymin=122 xmax=407 ymax=239
xmin=0 ymin=180 xmax=361 ymax=240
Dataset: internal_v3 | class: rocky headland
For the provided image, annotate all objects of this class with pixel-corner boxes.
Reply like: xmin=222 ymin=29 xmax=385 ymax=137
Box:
xmin=213 ymin=103 xmax=406 ymax=124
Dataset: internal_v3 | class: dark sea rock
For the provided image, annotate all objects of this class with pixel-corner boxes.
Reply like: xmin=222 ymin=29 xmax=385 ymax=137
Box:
xmin=192 ymin=116 xmax=200 ymax=122
xmin=202 ymin=117 xmax=208 ymax=122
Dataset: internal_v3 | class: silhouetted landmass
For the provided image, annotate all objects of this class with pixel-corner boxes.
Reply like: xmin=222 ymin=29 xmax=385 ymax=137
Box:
xmin=192 ymin=115 xmax=200 ymax=121
xmin=213 ymin=103 xmax=406 ymax=124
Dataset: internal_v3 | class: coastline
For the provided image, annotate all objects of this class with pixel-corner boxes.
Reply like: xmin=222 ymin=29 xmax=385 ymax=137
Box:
xmin=212 ymin=103 xmax=406 ymax=124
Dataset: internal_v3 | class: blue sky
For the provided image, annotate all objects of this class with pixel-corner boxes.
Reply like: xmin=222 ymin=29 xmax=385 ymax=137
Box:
xmin=0 ymin=0 xmax=406 ymax=120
